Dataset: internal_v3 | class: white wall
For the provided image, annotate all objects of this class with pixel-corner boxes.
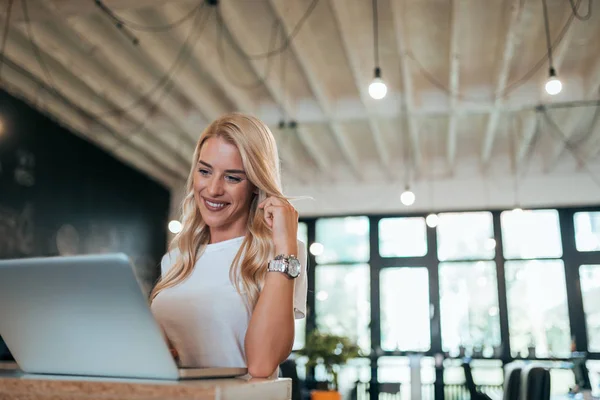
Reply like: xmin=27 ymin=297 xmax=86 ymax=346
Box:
xmin=166 ymin=155 xmax=600 ymax=220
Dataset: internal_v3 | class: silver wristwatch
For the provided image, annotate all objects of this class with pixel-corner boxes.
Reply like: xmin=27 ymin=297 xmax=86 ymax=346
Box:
xmin=268 ymin=254 xmax=301 ymax=279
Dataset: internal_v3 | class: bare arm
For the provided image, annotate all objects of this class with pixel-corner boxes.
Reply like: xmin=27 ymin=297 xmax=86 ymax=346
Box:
xmin=244 ymin=260 xmax=296 ymax=378
xmin=245 ymin=197 xmax=299 ymax=378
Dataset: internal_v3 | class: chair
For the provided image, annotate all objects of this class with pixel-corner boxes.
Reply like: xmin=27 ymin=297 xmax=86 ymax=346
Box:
xmin=520 ymin=364 xmax=551 ymax=400
xmin=462 ymin=360 xmax=493 ymax=400
xmin=503 ymin=362 xmax=523 ymax=400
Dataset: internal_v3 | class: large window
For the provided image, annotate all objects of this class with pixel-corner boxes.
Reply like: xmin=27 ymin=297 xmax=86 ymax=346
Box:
xmin=302 ymin=206 xmax=600 ymax=399
xmin=505 ymin=260 xmax=571 ymax=358
xmin=315 ymin=265 xmax=371 ymax=353
xmin=380 ymin=267 xmax=431 ymax=351
xmin=501 ymin=209 xmax=562 ymax=259
xmin=439 ymin=262 xmax=501 ymax=355
xmin=574 ymin=212 xmax=600 ymax=251
xmin=314 ymin=217 xmax=371 ymax=353
xmin=501 ymin=209 xmax=570 ymax=358
xmin=379 ymin=217 xmax=427 ymax=257
xmin=437 ymin=212 xmax=495 ymax=261
xmin=580 ymin=265 xmax=600 ymax=352
xmin=315 ymin=217 xmax=369 ymax=264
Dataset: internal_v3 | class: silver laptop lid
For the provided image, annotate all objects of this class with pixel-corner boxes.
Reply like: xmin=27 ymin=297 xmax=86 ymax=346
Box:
xmin=0 ymin=253 xmax=180 ymax=380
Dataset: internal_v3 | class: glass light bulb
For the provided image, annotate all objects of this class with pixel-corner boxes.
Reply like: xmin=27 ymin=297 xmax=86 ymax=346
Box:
xmin=400 ymin=190 xmax=415 ymax=206
xmin=168 ymin=220 xmax=182 ymax=234
xmin=426 ymin=213 xmax=439 ymax=228
xmin=369 ymin=78 xmax=387 ymax=100
xmin=309 ymin=242 xmax=324 ymax=256
xmin=545 ymin=77 xmax=562 ymax=95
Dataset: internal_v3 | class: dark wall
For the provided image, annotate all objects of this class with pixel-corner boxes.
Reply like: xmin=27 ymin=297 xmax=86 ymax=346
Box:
xmin=0 ymin=90 xmax=171 ymax=360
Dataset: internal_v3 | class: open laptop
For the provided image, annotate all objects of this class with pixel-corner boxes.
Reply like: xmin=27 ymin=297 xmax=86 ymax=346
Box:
xmin=0 ymin=253 xmax=247 ymax=380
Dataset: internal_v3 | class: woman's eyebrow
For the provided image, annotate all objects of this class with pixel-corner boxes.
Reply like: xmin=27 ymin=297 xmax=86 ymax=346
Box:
xmin=198 ymin=160 xmax=246 ymax=175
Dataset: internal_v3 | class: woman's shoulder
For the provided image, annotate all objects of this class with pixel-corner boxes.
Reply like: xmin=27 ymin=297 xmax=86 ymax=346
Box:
xmin=160 ymin=248 xmax=181 ymax=275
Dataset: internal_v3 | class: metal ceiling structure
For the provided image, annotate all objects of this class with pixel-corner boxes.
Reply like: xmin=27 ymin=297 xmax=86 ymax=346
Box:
xmin=1 ymin=0 xmax=599 ymax=213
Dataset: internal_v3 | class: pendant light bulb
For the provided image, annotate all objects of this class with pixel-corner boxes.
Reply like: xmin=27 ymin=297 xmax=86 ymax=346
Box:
xmin=426 ymin=213 xmax=439 ymax=228
xmin=400 ymin=187 xmax=415 ymax=206
xmin=369 ymin=67 xmax=387 ymax=100
xmin=545 ymin=68 xmax=562 ymax=95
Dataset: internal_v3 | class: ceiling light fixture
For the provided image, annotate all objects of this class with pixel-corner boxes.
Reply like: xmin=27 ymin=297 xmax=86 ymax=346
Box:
xmin=400 ymin=187 xmax=415 ymax=206
xmin=369 ymin=0 xmax=387 ymax=100
xmin=545 ymin=67 xmax=562 ymax=95
xmin=542 ymin=0 xmax=561 ymax=96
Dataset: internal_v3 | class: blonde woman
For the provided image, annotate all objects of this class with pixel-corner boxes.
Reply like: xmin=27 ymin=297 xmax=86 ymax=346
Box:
xmin=150 ymin=113 xmax=307 ymax=379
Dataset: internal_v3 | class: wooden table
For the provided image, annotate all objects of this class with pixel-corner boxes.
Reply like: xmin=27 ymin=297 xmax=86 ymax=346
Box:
xmin=0 ymin=363 xmax=291 ymax=400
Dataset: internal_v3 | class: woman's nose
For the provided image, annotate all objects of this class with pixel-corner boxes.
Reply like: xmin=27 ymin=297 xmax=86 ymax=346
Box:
xmin=207 ymin=176 xmax=224 ymax=196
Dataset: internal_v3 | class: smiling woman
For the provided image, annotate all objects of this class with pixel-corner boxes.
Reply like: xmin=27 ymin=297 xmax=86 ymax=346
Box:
xmin=149 ymin=113 xmax=307 ymax=379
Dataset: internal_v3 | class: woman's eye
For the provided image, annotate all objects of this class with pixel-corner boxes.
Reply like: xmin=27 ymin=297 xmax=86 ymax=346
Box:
xmin=225 ymin=175 xmax=242 ymax=183
xmin=198 ymin=169 xmax=210 ymax=176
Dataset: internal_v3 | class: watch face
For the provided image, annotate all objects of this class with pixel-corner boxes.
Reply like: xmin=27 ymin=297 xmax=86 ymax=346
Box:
xmin=288 ymin=258 xmax=301 ymax=278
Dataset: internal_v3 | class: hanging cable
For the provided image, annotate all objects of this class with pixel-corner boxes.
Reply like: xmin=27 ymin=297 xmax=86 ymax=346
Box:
xmin=22 ymin=0 xmax=59 ymax=95
xmin=94 ymin=0 xmax=139 ymax=46
xmin=22 ymin=0 xmax=208 ymax=121
xmin=0 ymin=0 xmax=14 ymax=85
xmin=94 ymin=0 xmax=204 ymax=33
xmin=217 ymin=0 xmax=319 ymax=60
xmin=94 ymin=3 xmax=207 ymax=118
xmin=406 ymin=0 xmax=582 ymax=103
xmin=110 ymin=5 xmax=212 ymax=151
xmin=568 ymin=0 xmax=593 ymax=21
xmin=216 ymin=8 xmax=279 ymax=90
xmin=373 ymin=0 xmax=379 ymax=69
xmin=542 ymin=0 xmax=555 ymax=69
xmin=542 ymin=108 xmax=600 ymax=191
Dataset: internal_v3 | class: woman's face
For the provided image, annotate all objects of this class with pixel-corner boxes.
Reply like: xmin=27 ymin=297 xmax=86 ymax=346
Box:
xmin=193 ymin=136 xmax=256 ymax=240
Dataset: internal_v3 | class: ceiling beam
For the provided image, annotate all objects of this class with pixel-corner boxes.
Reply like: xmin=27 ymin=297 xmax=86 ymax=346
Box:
xmin=40 ymin=1 xmax=206 ymax=142
xmin=3 ymin=24 xmax=191 ymax=178
xmin=162 ymin=3 xmax=256 ymax=114
xmin=328 ymin=0 xmax=392 ymax=178
xmin=10 ymin=16 xmax=197 ymax=154
xmin=0 ymin=0 xmax=192 ymax=22
xmin=546 ymin=53 xmax=600 ymax=170
xmin=538 ymin=6 xmax=580 ymax=171
xmin=515 ymin=111 xmax=539 ymax=167
xmin=389 ymin=0 xmax=422 ymax=173
xmin=268 ymin=0 xmax=364 ymax=180
xmin=161 ymin=3 xmax=310 ymax=184
xmin=0 ymin=55 xmax=185 ymax=187
xmin=571 ymin=66 xmax=600 ymax=160
xmin=481 ymin=0 xmax=529 ymax=166
xmin=218 ymin=1 xmax=332 ymax=180
xmin=446 ymin=0 xmax=464 ymax=173
xmin=116 ymin=6 xmax=234 ymax=120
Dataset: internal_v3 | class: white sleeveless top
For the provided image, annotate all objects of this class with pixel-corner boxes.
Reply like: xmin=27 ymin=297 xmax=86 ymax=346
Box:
xmin=151 ymin=237 xmax=308 ymax=368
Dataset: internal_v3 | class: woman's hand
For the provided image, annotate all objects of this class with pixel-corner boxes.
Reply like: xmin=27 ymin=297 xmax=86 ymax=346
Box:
xmin=257 ymin=196 xmax=298 ymax=256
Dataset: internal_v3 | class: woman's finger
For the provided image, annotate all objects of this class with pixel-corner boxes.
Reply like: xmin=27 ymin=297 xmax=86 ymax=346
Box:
xmin=263 ymin=204 xmax=274 ymax=227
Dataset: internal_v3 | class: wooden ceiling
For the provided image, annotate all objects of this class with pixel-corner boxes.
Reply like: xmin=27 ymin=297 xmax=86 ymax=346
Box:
xmin=1 ymin=0 xmax=599 ymax=206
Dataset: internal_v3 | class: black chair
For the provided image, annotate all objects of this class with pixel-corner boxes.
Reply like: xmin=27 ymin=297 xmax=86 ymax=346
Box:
xmin=462 ymin=360 xmax=493 ymax=400
xmin=503 ymin=362 xmax=523 ymax=400
xmin=520 ymin=364 xmax=551 ymax=400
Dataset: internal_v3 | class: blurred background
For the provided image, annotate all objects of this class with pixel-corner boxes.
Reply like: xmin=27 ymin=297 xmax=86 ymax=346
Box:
xmin=1 ymin=0 xmax=600 ymax=399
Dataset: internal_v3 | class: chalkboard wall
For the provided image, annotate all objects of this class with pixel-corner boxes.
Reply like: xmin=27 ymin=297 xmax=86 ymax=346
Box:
xmin=0 ymin=90 xmax=171 ymax=360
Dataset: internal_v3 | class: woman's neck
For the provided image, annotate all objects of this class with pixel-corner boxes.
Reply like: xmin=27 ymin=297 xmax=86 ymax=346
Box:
xmin=209 ymin=225 xmax=247 ymax=244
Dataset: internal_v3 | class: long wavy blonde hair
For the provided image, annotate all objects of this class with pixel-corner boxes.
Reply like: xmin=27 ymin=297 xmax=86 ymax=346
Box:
xmin=150 ymin=112 xmax=286 ymax=311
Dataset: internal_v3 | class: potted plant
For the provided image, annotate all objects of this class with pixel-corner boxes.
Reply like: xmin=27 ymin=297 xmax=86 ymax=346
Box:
xmin=297 ymin=330 xmax=362 ymax=400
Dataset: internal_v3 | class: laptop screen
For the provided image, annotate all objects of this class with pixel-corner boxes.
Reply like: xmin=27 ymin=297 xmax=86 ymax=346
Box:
xmin=0 ymin=335 xmax=14 ymax=361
